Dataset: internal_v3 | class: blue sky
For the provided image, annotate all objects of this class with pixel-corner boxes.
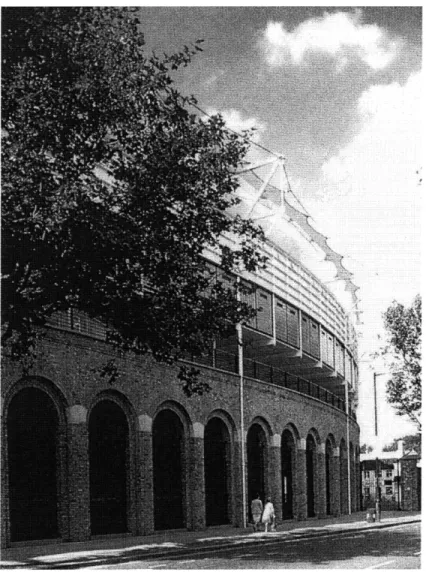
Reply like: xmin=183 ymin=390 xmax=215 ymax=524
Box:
xmin=137 ymin=4 xmax=422 ymax=446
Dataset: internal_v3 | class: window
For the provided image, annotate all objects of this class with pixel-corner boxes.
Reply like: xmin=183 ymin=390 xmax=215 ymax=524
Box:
xmin=385 ymin=486 xmax=393 ymax=496
xmin=364 ymin=487 xmax=370 ymax=497
xmin=386 ymin=469 xmax=393 ymax=478
xmin=364 ymin=470 xmax=369 ymax=479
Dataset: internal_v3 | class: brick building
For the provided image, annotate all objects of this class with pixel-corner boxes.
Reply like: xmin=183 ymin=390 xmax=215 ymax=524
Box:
xmin=1 ymin=160 xmax=361 ymax=547
xmin=360 ymin=443 xmax=421 ymax=511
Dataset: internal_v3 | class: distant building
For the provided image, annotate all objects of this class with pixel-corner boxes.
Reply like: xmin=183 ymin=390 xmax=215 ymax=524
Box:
xmin=360 ymin=441 xmax=421 ymax=511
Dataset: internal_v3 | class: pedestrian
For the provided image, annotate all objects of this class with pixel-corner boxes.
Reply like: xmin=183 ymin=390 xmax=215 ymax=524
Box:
xmin=251 ymin=493 xmax=263 ymax=532
xmin=262 ymin=497 xmax=275 ymax=532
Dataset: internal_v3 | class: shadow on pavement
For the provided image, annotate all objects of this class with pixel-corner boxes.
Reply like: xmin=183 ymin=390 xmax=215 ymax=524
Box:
xmin=0 ymin=521 xmax=420 ymax=569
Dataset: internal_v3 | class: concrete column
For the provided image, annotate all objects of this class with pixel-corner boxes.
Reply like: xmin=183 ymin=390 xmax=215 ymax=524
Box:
xmin=332 ymin=448 xmax=341 ymax=516
xmin=66 ymin=405 xmax=90 ymax=541
xmin=138 ymin=414 xmax=154 ymax=535
xmin=316 ymin=444 xmax=326 ymax=519
xmin=295 ymin=439 xmax=308 ymax=520
xmin=188 ymin=422 xmax=205 ymax=531
xmin=269 ymin=434 xmax=282 ymax=520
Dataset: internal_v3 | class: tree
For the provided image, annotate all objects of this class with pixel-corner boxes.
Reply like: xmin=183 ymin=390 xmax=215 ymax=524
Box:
xmin=380 ymin=295 xmax=421 ymax=429
xmin=382 ymin=434 xmax=421 ymax=455
xmin=1 ymin=7 xmax=266 ymax=394
xmin=360 ymin=444 xmax=373 ymax=454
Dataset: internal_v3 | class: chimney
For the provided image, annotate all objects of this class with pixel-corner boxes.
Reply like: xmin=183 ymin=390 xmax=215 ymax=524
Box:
xmin=397 ymin=440 xmax=404 ymax=455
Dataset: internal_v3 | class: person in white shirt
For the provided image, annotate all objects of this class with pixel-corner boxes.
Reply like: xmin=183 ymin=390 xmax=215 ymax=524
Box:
xmin=262 ymin=497 xmax=275 ymax=532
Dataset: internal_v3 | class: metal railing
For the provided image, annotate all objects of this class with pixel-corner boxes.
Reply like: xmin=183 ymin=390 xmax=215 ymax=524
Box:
xmin=47 ymin=310 xmax=356 ymax=420
xmin=186 ymin=348 xmax=356 ymax=420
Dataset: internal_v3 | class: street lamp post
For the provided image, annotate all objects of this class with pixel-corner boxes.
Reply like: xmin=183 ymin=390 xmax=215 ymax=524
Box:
xmin=373 ymin=371 xmax=387 ymax=523
xmin=373 ymin=369 xmax=404 ymax=522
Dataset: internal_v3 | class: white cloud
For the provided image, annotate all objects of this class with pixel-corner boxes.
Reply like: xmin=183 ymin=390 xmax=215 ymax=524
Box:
xmin=206 ymin=108 xmax=266 ymax=142
xmin=321 ymin=72 xmax=422 ymax=201
xmin=260 ymin=10 xmax=401 ymax=71
xmin=317 ymin=72 xmax=422 ymax=443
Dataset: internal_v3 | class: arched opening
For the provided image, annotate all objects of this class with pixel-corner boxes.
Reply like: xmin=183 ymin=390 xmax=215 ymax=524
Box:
xmin=204 ymin=417 xmax=231 ymax=526
xmin=89 ymin=400 xmax=129 ymax=534
xmin=350 ymin=442 xmax=356 ymax=513
xmin=247 ymin=423 xmax=267 ymax=508
xmin=325 ymin=439 xmax=333 ymax=516
xmin=340 ymin=440 xmax=348 ymax=514
xmin=306 ymin=434 xmax=316 ymax=517
xmin=153 ymin=409 xmax=185 ymax=530
xmin=7 ymin=387 xmax=59 ymax=541
xmin=281 ymin=430 xmax=295 ymax=520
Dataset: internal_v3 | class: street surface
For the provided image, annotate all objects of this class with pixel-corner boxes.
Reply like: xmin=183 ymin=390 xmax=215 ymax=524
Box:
xmin=87 ymin=522 xmax=420 ymax=569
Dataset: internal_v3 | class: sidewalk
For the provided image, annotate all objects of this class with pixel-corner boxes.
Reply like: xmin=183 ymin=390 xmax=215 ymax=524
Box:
xmin=1 ymin=511 xmax=421 ymax=569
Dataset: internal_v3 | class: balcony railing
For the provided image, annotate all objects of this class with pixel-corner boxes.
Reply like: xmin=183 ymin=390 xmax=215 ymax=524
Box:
xmin=184 ymin=348 xmax=357 ymax=420
xmin=47 ymin=309 xmax=356 ymax=420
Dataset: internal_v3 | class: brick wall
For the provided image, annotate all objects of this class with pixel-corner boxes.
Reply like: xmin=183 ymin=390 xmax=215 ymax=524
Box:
xmin=1 ymin=329 xmax=360 ymax=547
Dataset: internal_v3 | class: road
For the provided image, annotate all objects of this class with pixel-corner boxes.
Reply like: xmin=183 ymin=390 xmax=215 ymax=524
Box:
xmin=89 ymin=522 xmax=420 ymax=569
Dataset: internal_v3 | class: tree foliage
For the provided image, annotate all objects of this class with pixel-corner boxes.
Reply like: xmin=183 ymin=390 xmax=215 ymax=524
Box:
xmin=1 ymin=7 xmax=266 ymax=394
xmin=382 ymin=434 xmax=421 ymax=455
xmin=380 ymin=295 xmax=421 ymax=429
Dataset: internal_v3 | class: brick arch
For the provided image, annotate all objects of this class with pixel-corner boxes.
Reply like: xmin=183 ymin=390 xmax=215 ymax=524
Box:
xmin=153 ymin=399 xmax=193 ymax=438
xmin=204 ymin=410 xmax=236 ymax=527
xmin=3 ymin=377 xmax=68 ymax=544
xmin=89 ymin=388 xmax=138 ymax=434
xmin=325 ymin=433 xmax=337 ymax=449
xmin=305 ymin=429 xmax=320 ymax=517
xmin=282 ymin=422 xmax=300 ymax=444
xmin=152 ymin=401 xmax=193 ymax=531
xmin=349 ymin=441 xmax=356 ymax=513
xmin=355 ymin=444 xmax=361 ymax=511
xmin=281 ymin=424 xmax=298 ymax=520
xmin=246 ymin=418 xmax=270 ymax=506
xmin=248 ymin=416 xmax=273 ymax=440
xmin=3 ymin=375 xmax=68 ymax=424
xmin=325 ymin=434 xmax=339 ymax=516
xmin=206 ymin=408 xmax=237 ymax=441
xmin=340 ymin=438 xmax=349 ymax=514
xmin=306 ymin=427 xmax=322 ymax=447
xmin=88 ymin=390 xmax=138 ymax=535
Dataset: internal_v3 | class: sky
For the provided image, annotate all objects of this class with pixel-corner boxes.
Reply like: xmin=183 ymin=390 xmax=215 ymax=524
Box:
xmin=135 ymin=3 xmax=422 ymax=448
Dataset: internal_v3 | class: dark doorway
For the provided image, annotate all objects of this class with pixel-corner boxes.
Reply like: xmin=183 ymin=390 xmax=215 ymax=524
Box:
xmin=306 ymin=435 xmax=316 ymax=517
xmin=247 ymin=424 xmax=267 ymax=509
xmin=89 ymin=400 xmax=128 ymax=534
xmin=204 ymin=418 xmax=231 ymax=526
xmin=8 ymin=387 xmax=59 ymax=541
xmin=325 ymin=440 xmax=333 ymax=515
xmin=153 ymin=410 xmax=185 ymax=530
xmin=281 ymin=431 xmax=294 ymax=520
xmin=340 ymin=441 xmax=347 ymax=514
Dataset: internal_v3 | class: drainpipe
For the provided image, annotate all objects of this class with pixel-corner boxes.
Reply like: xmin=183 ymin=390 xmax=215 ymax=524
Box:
xmin=236 ymin=321 xmax=246 ymax=528
xmin=345 ymin=376 xmax=352 ymax=515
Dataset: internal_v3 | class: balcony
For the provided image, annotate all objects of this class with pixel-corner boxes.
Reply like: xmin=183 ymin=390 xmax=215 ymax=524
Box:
xmin=47 ymin=309 xmax=356 ymax=420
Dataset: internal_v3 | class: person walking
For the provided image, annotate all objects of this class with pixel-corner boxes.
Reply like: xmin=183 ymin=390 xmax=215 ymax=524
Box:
xmin=250 ymin=493 xmax=263 ymax=532
xmin=262 ymin=497 xmax=275 ymax=532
